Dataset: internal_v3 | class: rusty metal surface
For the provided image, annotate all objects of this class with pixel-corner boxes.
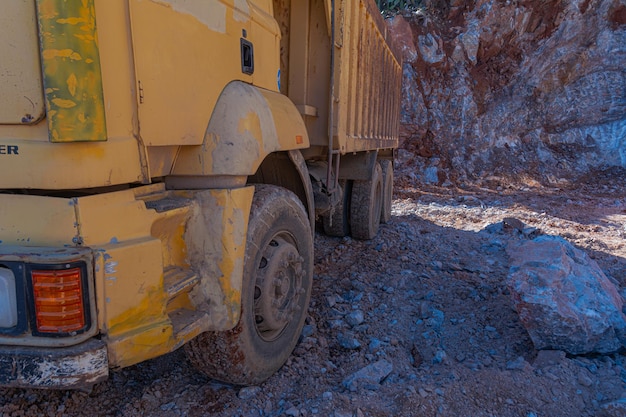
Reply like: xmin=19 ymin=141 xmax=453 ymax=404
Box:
xmin=0 ymin=338 xmax=108 ymax=389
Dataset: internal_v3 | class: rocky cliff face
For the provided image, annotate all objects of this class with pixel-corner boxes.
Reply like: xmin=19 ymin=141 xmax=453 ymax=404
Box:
xmin=391 ymin=0 xmax=626 ymax=185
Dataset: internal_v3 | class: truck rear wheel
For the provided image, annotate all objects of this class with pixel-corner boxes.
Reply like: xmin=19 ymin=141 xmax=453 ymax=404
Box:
xmin=350 ymin=162 xmax=383 ymax=240
xmin=323 ymin=180 xmax=352 ymax=237
xmin=379 ymin=160 xmax=393 ymax=224
xmin=185 ymin=185 xmax=313 ymax=385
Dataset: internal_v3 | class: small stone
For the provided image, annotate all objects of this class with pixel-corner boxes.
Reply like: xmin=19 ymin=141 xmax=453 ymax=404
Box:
xmin=426 ymin=309 xmax=445 ymax=331
xmin=301 ymin=324 xmax=315 ymax=338
xmin=433 ymin=350 xmax=447 ymax=364
xmin=160 ymin=402 xmax=176 ymax=411
xmin=322 ymin=391 xmax=333 ymax=401
xmin=506 ymin=356 xmax=530 ymax=371
xmin=326 ymin=296 xmax=337 ymax=307
xmin=577 ymin=370 xmax=594 ymax=387
xmin=327 ymin=319 xmax=346 ymax=329
xmin=369 ymin=338 xmax=383 ymax=353
xmin=411 ymin=344 xmax=424 ymax=367
xmin=418 ymin=388 xmax=429 ymax=398
xmin=345 ymin=310 xmax=365 ymax=327
xmin=337 ymin=333 xmax=361 ymax=350
xmin=342 ymin=360 xmax=393 ymax=392
xmin=285 ymin=406 xmax=300 ymax=416
xmin=238 ymin=386 xmax=262 ymax=400
xmin=503 ymin=217 xmax=525 ymax=233
xmin=601 ymin=399 xmax=626 ymax=417
xmin=533 ymin=350 xmax=566 ymax=368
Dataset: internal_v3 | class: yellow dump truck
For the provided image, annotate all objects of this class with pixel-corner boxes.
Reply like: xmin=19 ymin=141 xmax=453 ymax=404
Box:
xmin=0 ymin=0 xmax=400 ymax=389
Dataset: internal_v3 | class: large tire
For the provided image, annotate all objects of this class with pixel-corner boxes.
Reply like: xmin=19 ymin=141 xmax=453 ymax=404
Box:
xmin=350 ymin=162 xmax=383 ymax=240
xmin=185 ymin=185 xmax=313 ymax=385
xmin=379 ymin=160 xmax=393 ymax=224
xmin=323 ymin=180 xmax=352 ymax=237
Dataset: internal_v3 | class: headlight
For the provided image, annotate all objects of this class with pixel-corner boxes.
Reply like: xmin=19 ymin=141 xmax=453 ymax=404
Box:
xmin=0 ymin=268 xmax=18 ymax=329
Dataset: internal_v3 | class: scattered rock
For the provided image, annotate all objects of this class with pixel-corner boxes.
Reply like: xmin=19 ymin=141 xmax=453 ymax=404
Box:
xmin=506 ymin=356 xmax=532 ymax=371
xmin=285 ymin=406 xmax=300 ymax=416
xmin=411 ymin=344 xmax=424 ymax=367
xmin=577 ymin=370 xmax=594 ymax=388
xmin=600 ymin=399 xmax=626 ymax=417
xmin=533 ymin=350 xmax=567 ymax=369
xmin=345 ymin=310 xmax=365 ymax=327
xmin=337 ymin=332 xmax=361 ymax=350
xmin=238 ymin=386 xmax=262 ymax=400
xmin=342 ymin=360 xmax=394 ymax=392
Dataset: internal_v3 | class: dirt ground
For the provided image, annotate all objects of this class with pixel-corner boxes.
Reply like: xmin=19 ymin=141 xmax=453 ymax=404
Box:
xmin=2 ymin=169 xmax=626 ymax=417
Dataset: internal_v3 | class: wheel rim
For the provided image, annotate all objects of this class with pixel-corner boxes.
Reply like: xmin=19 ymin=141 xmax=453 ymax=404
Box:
xmin=253 ymin=234 xmax=306 ymax=342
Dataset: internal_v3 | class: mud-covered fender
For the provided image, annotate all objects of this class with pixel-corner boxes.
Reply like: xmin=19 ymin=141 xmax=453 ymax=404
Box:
xmin=171 ymin=81 xmax=310 ymax=176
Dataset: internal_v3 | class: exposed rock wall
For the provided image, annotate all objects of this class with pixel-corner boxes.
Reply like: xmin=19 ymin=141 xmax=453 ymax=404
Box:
xmin=391 ymin=0 xmax=626 ymax=185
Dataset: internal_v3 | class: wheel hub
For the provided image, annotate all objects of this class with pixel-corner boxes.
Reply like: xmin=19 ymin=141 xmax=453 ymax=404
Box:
xmin=254 ymin=237 xmax=305 ymax=341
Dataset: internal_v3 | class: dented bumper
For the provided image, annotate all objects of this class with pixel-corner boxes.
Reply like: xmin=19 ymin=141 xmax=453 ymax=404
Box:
xmin=0 ymin=338 xmax=108 ymax=389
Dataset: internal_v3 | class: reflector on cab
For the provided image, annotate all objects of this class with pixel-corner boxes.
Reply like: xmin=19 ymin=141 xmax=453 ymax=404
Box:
xmin=31 ymin=268 xmax=86 ymax=334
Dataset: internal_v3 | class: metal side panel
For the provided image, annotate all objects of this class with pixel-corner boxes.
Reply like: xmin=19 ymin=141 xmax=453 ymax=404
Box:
xmin=0 ymin=0 xmax=45 ymax=125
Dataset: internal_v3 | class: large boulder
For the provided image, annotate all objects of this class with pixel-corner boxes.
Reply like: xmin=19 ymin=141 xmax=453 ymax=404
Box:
xmin=506 ymin=235 xmax=626 ymax=354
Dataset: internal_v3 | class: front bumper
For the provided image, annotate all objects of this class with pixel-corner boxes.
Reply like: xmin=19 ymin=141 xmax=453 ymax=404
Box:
xmin=0 ymin=338 xmax=108 ymax=389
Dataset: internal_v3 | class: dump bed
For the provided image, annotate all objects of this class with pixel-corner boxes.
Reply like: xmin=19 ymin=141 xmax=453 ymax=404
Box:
xmin=275 ymin=0 xmax=401 ymax=157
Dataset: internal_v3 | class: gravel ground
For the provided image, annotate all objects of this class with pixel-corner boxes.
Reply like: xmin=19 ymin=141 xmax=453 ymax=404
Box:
xmin=2 ymin=171 xmax=626 ymax=417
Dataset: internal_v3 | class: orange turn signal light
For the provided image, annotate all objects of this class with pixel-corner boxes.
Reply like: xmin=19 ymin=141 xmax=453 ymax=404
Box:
xmin=31 ymin=268 xmax=85 ymax=333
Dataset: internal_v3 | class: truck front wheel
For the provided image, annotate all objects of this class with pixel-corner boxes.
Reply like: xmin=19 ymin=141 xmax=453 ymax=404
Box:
xmin=185 ymin=185 xmax=313 ymax=385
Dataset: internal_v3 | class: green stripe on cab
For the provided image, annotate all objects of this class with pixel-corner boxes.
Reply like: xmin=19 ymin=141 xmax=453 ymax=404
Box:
xmin=36 ymin=0 xmax=107 ymax=142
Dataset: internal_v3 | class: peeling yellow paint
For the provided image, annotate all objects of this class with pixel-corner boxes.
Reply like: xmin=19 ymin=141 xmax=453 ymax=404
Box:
xmin=107 ymin=323 xmax=174 ymax=368
xmin=238 ymin=111 xmax=263 ymax=137
xmin=150 ymin=0 xmax=228 ymax=33
xmin=73 ymin=34 xmax=96 ymax=42
xmin=107 ymin=287 xmax=167 ymax=336
xmin=57 ymin=17 xmax=88 ymax=25
xmin=51 ymin=98 xmax=77 ymax=108
xmin=42 ymin=49 xmax=84 ymax=61
xmin=217 ymin=201 xmax=247 ymax=325
xmin=67 ymin=73 xmax=78 ymax=97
